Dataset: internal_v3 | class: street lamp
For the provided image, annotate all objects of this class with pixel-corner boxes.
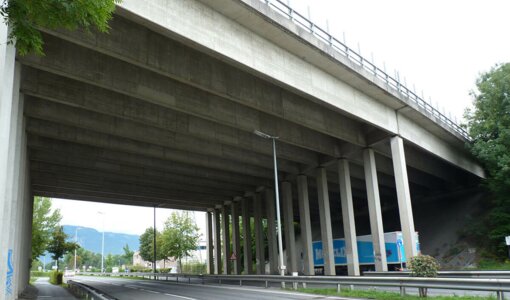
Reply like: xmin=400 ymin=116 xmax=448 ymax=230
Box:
xmin=253 ymin=130 xmax=286 ymax=278
xmin=74 ymin=227 xmax=82 ymax=272
xmin=97 ymin=211 xmax=105 ymax=273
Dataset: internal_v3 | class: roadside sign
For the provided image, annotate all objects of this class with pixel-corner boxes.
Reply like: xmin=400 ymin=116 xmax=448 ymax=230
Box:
xmin=505 ymin=236 xmax=510 ymax=246
xmin=229 ymin=253 xmax=237 ymax=260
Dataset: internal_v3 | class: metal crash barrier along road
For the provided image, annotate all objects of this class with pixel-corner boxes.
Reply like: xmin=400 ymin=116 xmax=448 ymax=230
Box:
xmin=81 ymin=272 xmax=510 ymax=299
xmin=68 ymin=280 xmax=116 ymax=300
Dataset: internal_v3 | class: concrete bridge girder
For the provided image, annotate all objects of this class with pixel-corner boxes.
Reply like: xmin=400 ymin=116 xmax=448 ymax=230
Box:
xmin=26 ymin=118 xmax=278 ymax=180
xmin=20 ymin=31 xmax=463 ymax=186
xmin=24 ymin=97 xmax=304 ymax=175
xmin=21 ymin=68 xmax=321 ymax=166
xmin=28 ymin=135 xmax=273 ymax=187
xmin=36 ymin=19 xmax=367 ymax=148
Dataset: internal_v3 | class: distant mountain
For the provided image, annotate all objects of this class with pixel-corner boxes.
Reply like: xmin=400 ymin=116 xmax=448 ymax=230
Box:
xmin=63 ymin=225 xmax=140 ymax=255
xmin=39 ymin=225 xmax=139 ymax=262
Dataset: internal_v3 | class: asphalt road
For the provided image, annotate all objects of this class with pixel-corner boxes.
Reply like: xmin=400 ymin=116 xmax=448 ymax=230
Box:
xmin=72 ymin=276 xmax=354 ymax=300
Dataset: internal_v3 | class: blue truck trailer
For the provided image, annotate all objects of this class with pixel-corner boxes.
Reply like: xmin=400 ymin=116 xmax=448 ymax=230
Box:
xmin=312 ymin=231 xmax=420 ymax=267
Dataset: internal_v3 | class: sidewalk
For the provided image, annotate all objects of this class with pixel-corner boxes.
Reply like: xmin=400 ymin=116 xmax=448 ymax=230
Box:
xmin=21 ymin=277 xmax=77 ymax=300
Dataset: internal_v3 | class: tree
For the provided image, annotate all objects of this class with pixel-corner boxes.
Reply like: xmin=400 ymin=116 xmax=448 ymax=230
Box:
xmin=31 ymin=197 xmax=61 ymax=261
xmin=122 ymin=244 xmax=134 ymax=266
xmin=0 ymin=0 xmax=120 ymax=56
xmin=465 ymin=63 xmax=510 ymax=258
xmin=160 ymin=211 xmax=200 ymax=272
xmin=46 ymin=226 xmax=79 ymax=271
xmin=138 ymin=227 xmax=163 ymax=263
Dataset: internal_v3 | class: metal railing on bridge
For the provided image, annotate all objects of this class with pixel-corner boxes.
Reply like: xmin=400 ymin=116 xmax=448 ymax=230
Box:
xmin=257 ymin=0 xmax=470 ymax=140
xmin=78 ymin=272 xmax=509 ymax=299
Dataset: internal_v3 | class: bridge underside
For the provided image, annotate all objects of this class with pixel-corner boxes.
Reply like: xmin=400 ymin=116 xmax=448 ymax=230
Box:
xmin=0 ymin=1 xmax=482 ymax=298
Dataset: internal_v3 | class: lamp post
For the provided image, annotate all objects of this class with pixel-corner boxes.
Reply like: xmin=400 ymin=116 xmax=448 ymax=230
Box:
xmin=254 ymin=130 xmax=286 ymax=279
xmin=74 ymin=227 xmax=82 ymax=272
xmin=97 ymin=211 xmax=105 ymax=273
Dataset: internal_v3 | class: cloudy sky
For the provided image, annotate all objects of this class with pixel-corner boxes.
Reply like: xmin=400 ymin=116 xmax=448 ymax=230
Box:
xmin=51 ymin=0 xmax=510 ymax=237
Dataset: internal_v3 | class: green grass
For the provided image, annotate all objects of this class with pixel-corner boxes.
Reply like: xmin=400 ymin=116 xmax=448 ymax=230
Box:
xmin=296 ymin=288 xmax=497 ymax=300
xmin=473 ymin=259 xmax=510 ymax=271
xmin=81 ymin=274 xmax=148 ymax=280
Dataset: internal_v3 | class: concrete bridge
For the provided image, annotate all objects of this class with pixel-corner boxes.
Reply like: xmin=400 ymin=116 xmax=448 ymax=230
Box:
xmin=0 ymin=0 xmax=484 ymax=298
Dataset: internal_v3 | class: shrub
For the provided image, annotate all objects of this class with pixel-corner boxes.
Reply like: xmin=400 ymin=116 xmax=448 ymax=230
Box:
xmin=49 ymin=271 xmax=63 ymax=285
xmin=408 ymin=255 xmax=440 ymax=278
xmin=30 ymin=271 xmax=50 ymax=278
xmin=408 ymin=255 xmax=439 ymax=297
xmin=181 ymin=262 xmax=206 ymax=274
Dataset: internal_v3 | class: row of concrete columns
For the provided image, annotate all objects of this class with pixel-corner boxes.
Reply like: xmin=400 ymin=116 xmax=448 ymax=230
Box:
xmin=0 ymin=23 xmax=34 ymax=299
xmin=205 ymin=141 xmax=418 ymax=276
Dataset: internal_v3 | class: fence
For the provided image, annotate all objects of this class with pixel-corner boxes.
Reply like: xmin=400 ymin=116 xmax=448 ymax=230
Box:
xmin=78 ymin=272 xmax=510 ymax=299
xmin=256 ymin=0 xmax=470 ymax=140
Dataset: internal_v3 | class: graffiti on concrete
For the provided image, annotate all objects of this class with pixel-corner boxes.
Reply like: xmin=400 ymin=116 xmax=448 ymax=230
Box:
xmin=5 ymin=249 xmax=14 ymax=296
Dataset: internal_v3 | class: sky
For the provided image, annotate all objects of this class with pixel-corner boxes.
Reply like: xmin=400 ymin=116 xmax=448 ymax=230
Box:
xmin=50 ymin=0 xmax=510 ymax=238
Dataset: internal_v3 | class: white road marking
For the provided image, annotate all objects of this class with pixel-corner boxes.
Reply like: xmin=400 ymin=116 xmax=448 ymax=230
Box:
xmin=163 ymin=292 xmax=197 ymax=300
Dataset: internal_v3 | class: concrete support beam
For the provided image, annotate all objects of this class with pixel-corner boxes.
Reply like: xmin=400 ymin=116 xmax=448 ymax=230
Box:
xmin=26 ymin=119 xmax=275 ymax=180
xmin=363 ymin=148 xmax=388 ymax=272
xmin=231 ymin=201 xmax=241 ymax=275
xmin=265 ymin=189 xmax=278 ymax=274
xmin=297 ymin=175 xmax=314 ymax=275
xmin=316 ymin=168 xmax=335 ymax=276
xmin=24 ymin=98 xmax=301 ymax=175
xmin=28 ymin=136 xmax=270 ymax=188
xmin=213 ymin=208 xmax=222 ymax=274
xmin=338 ymin=159 xmax=360 ymax=276
xmin=241 ymin=198 xmax=253 ymax=274
xmin=221 ymin=205 xmax=231 ymax=274
xmin=31 ymin=24 xmax=364 ymax=153
xmin=206 ymin=211 xmax=214 ymax=274
xmin=253 ymin=193 xmax=265 ymax=274
xmin=391 ymin=136 xmax=418 ymax=258
xmin=281 ymin=182 xmax=297 ymax=274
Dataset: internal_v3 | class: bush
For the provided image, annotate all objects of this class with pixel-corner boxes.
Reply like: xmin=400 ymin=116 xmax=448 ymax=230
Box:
xmin=181 ymin=262 xmax=206 ymax=274
xmin=408 ymin=255 xmax=440 ymax=277
xmin=49 ymin=271 xmax=63 ymax=285
xmin=30 ymin=271 xmax=50 ymax=278
xmin=408 ymin=255 xmax=439 ymax=297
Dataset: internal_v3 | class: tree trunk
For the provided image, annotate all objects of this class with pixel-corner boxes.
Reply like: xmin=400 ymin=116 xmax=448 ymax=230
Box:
xmin=419 ymin=287 xmax=428 ymax=297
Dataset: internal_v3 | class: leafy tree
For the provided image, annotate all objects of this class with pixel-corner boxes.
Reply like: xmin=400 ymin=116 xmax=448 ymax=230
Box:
xmin=139 ymin=227 xmax=164 ymax=263
xmin=31 ymin=197 xmax=61 ymax=260
xmin=465 ymin=63 xmax=510 ymax=258
xmin=47 ymin=226 xmax=79 ymax=271
xmin=0 ymin=0 xmax=120 ymax=56
xmin=122 ymin=244 xmax=134 ymax=265
xmin=160 ymin=211 xmax=200 ymax=272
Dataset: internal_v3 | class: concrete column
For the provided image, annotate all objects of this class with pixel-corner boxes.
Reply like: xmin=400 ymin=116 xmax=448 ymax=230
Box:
xmin=13 ymin=125 xmax=28 ymax=296
xmin=231 ymin=201 xmax=241 ymax=274
xmin=241 ymin=197 xmax=253 ymax=274
xmin=253 ymin=193 xmax=265 ymax=274
xmin=338 ymin=159 xmax=360 ymax=276
xmin=316 ymin=168 xmax=336 ymax=276
xmin=213 ymin=208 xmax=222 ymax=274
xmin=0 ymin=22 xmax=20 ymax=299
xmin=390 ymin=136 xmax=418 ymax=259
xmin=265 ymin=189 xmax=278 ymax=274
xmin=206 ymin=210 xmax=214 ymax=274
xmin=0 ymin=45 xmax=21 ymax=299
xmin=221 ymin=204 xmax=231 ymax=274
xmin=297 ymin=175 xmax=314 ymax=275
xmin=282 ymin=182 xmax=297 ymax=274
xmin=363 ymin=148 xmax=388 ymax=272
